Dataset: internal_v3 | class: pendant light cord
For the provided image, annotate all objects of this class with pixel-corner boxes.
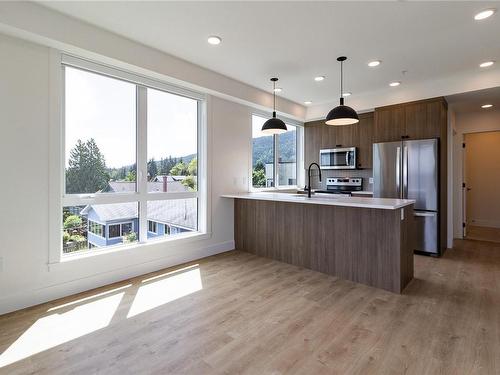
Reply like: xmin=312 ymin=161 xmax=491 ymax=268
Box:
xmin=273 ymin=80 xmax=276 ymax=115
xmin=340 ymin=60 xmax=343 ymax=99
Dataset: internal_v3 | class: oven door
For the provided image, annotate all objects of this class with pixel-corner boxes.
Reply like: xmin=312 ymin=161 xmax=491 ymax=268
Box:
xmin=320 ymin=148 xmax=356 ymax=169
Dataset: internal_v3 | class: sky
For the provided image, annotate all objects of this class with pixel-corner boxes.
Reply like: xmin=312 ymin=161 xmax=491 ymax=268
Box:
xmin=65 ymin=67 xmax=197 ymax=169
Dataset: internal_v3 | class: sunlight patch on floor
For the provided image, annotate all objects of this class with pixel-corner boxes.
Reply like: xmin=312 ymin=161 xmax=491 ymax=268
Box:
xmin=127 ymin=266 xmax=202 ymax=318
xmin=0 ymin=291 xmax=125 ymax=368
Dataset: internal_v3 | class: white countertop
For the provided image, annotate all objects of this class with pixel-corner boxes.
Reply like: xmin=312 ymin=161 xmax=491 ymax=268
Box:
xmin=221 ymin=192 xmax=414 ymax=210
xmin=350 ymin=191 xmax=374 ymax=196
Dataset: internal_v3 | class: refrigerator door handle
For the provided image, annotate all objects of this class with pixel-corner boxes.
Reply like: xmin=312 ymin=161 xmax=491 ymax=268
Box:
xmin=403 ymin=145 xmax=408 ymax=198
xmin=396 ymin=146 xmax=401 ymax=197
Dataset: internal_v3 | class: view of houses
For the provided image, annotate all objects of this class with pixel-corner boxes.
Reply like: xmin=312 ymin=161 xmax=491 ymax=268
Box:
xmin=62 ymin=138 xmax=198 ymax=254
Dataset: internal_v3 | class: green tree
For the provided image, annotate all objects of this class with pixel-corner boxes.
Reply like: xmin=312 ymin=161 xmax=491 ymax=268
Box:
xmin=66 ymin=139 xmax=109 ymax=193
xmin=170 ymin=161 xmax=188 ymax=176
xmin=147 ymin=158 xmax=158 ymax=180
xmin=125 ymin=170 xmax=136 ymax=182
xmin=187 ymin=158 xmax=197 ymax=176
xmin=63 ymin=215 xmax=82 ymax=231
xmin=252 ymin=168 xmax=266 ymax=187
xmin=182 ymin=175 xmax=196 ymax=191
xmin=159 ymin=157 xmax=167 ymax=175
xmin=254 ymin=161 xmax=265 ymax=172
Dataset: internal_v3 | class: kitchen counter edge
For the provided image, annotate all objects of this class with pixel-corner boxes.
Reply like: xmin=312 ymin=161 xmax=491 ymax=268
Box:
xmin=221 ymin=193 xmax=414 ymax=210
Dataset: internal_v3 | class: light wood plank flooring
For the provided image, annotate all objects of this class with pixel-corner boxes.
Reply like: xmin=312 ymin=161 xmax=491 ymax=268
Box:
xmin=466 ymin=225 xmax=500 ymax=244
xmin=1 ymin=239 xmax=499 ymax=374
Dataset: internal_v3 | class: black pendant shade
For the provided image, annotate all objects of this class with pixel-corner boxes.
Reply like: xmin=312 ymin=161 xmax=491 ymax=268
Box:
xmin=261 ymin=78 xmax=287 ymax=135
xmin=262 ymin=112 xmax=287 ymax=134
xmin=325 ymin=57 xmax=359 ymax=126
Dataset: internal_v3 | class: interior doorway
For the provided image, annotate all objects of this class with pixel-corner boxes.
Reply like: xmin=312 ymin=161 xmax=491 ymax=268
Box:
xmin=463 ymin=131 xmax=500 ymax=243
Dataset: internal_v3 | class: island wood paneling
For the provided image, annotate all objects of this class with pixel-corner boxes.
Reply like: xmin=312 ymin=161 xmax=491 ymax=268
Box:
xmin=235 ymin=199 xmax=414 ymax=293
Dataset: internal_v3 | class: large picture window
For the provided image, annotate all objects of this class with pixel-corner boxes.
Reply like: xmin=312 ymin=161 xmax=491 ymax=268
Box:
xmin=251 ymin=115 xmax=301 ymax=189
xmin=60 ymin=57 xmax=204 ymax=256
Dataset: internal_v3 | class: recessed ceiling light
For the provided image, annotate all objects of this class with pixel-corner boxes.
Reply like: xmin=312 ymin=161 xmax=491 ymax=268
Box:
xmin=481 ymin=104 xmax=493 ymax=108
xmin=342 ymin=92 xmax=352 ymax=97
xmin=207 ymin=36 xmax=222 ymax=45
xmin=474 ymin=9 xmax=496 ymax=21
xmin=389 ymin=81 xmax=401 ymax=87
xmin=368 ymin=60 xmax=381 ymax=67
xmin=479 ymin=61 xmax=495 ymax=68
xmin=273 ymin=87 xmax=282 ymax=93
xmin=304 ymin=101 xmax=312 ymax=105
xmin=314 ymin=76 xmax=325 ymax=82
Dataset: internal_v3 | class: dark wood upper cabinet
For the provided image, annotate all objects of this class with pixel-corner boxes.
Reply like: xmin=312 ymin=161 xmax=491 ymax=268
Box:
xmin=304 ymin=113 xmax=373 ymax=168
xmin=374 ymin=97 xmax=446 ymax=142
xmin=373 ymin=107 xmax=405 ymax=143
xmin=405 ymin=100 xmax=444 ymax=139
xmin=305 ymin=97 xmax=446 ymax=170
xmin=304 ymin=121 xmax=322 ymax=166
xmin=357 ymin=113 xmax=374 ymax=169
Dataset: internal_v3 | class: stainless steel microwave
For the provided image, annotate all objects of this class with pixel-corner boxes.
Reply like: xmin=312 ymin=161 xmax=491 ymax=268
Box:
xmin=319 ymin=147 xmax=357 ymax=169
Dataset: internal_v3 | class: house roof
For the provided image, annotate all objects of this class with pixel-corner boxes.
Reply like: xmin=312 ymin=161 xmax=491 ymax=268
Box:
xmin=107 ymin=180 xmax=190 ymax=193
xmin=153 ymin=175 xmax=188 ymax=182
xmin=81 ymin=199 xmax=197 ymax=230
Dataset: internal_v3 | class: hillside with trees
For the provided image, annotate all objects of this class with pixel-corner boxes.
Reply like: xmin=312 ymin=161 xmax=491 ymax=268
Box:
xmin=252 ymin=130 xmax=296 ymax=167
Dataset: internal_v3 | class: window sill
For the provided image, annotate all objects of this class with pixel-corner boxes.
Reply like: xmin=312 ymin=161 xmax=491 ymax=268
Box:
xmin=250 ymin=186 xmax=298 ymax=193
xmin=50 ymin=231 xmax=211 ymax=267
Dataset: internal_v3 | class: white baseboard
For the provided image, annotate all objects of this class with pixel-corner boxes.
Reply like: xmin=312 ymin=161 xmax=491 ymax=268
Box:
xmin=0 ymin=240 xmax=235 ymax=315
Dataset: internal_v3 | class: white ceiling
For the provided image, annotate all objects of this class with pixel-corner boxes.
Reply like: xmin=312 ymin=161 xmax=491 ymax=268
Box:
xmin=447 ymin=86 xmax=500 ymax=113
xmin=39 ymin=1 xmax=500 ymax=112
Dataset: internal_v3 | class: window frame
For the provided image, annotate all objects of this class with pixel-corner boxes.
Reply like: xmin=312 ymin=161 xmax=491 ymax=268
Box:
xmin=88 ymin=220 xmax=105 ymax=238
xmin=108 ymin=221 xmax=134 ymax=239
xmin=250 ymin=113 xmax=304 ymax=191
xmin=49 ymin=52 xmax=208 ymax=263
xmin=148 ymin=220 xmax=158 ymax=234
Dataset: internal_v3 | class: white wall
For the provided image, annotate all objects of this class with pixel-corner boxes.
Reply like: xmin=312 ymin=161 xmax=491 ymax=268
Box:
xmin=0 ymin=33 xmax=261 ymax=314
xmin=452 ymin=109 xmax=500 ymax=239
xmin=0 ymin=1 xmax=305 ymax=122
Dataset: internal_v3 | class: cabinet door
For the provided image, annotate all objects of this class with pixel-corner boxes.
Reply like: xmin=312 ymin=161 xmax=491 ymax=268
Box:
xmin=335 ymin=124 xmax=356 ymax=148
xmin=304 ymin=122 xmax=322 ymax=166
xmin=405 ymin=101 xmax=442 ymax=139
xmin=356 ymin=113 xmax=374 ymax=168
xmin=373 ymin=107 xmax=405 ymax=143
xmin=426 ymin=100 xmax=445 ymax=139
xmin=405 ymin=102 xmax=428 ymax=139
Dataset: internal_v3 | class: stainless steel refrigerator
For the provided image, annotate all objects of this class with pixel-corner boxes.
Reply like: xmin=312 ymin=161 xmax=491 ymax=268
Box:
xmin=373 ymin=139 xmax=439 ymax=255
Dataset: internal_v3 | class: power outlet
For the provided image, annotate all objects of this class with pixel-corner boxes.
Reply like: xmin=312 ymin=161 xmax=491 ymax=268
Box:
xmin=369 ymin=177 xmax=374 ymax=184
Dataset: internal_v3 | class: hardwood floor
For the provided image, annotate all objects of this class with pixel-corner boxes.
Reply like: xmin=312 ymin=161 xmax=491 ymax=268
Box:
xmin=1 ymin=240 xmax=499 ymax=374
xmin=466 ymin=225 xmax=500 ymax=244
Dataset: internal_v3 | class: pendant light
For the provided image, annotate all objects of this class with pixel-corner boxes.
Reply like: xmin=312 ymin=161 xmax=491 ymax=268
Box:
xmin=261 ymin=77 xmax=287 ymax=134
xmin=325 ymin=56 xmax=359 ymax=126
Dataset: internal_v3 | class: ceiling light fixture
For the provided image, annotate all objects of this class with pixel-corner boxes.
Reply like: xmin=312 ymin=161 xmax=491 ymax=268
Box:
xmin=325 ymin=57 xmax=359 ymax=126
xmin=261 ymin=78 xmax=287 ymax=135
xmin=304 ymin=101 xmax=312 ymax=105
xmin=207 ymin=36 xmax=222 ymax=45
xmin=389 ymin=81 xmax=401 ymax=87
xmin=342 ymin=92 xmax=352 ymax=97
xmin=474 ymin=9 xmax=496 ymax=20
xmin=314 ymin=76 xmax=325 ymax=82
xmin=368 ymin=60 xmax=381 ymax=67
xmin=273 ymin=87 xmax=283 ymax=93
xmin=479 ymin=61 xmax=495 ymax=68
xmin=481 ymin=104 xmax=493 ymax=108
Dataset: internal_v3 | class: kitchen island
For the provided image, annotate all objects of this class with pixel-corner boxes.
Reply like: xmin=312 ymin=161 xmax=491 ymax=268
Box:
xmin=222 ymin=192 xmax=415 ymax=293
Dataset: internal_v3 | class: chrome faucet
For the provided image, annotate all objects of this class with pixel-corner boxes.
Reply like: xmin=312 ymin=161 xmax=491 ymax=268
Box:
xmin=306 ymin=162 xmax=322 ymax=198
